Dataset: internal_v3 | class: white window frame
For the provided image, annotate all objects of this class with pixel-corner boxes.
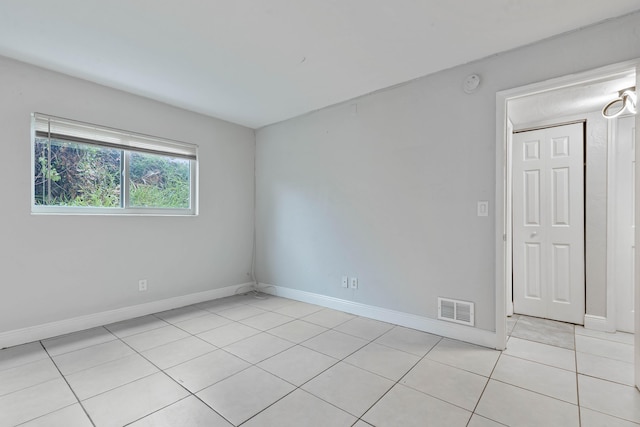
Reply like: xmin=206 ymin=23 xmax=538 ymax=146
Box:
xmin=31 ymin=113 xmax=198 ymax=216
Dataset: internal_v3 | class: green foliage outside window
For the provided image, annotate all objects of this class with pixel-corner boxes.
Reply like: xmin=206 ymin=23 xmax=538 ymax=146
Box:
xmin=34 ymin=138 xmax=190 ymax=209
xmin=129 ymin=152 xmax=190 ymax=208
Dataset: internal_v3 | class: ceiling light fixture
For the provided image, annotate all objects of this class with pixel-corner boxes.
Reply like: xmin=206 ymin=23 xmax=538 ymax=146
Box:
xmin=602 ymin=86 xmax=637 ymax=118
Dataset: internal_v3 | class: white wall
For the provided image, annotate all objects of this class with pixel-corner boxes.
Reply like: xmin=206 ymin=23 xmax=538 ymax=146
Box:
xmin=255 ymin=12 xmax=640 ymax=332
xmin=0 ymin=56 xmax=255 ymax=334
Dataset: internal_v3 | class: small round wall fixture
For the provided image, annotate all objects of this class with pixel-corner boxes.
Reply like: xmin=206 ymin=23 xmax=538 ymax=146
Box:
xmin=463 ymin=74 xmax=481 ymax=94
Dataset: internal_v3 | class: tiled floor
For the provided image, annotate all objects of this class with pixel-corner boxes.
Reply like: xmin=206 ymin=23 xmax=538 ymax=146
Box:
xmin=0 ymin=295 xmax=637 ymax=426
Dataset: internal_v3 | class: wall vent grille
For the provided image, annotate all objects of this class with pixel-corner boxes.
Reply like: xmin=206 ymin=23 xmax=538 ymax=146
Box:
xmin=438 ymin=297 xmax=475 ymax=326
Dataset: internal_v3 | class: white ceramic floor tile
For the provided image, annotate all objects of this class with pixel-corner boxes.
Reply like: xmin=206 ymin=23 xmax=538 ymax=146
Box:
xmin=334 ymin=317 xmax=394 ymax=341
xmin=0 ymin=342 xmax=49 ymax=371
xmin=239 ymin=311 xmax=293 ymax=331
xmin=266 ymin=319 xmax=327 ymax=343
xmin=492 ymin=354 xmax=577 ymax=404
xmin=196 ymin=295 xmax=249 ymax=312
xmin=241 ymin=389 xmax=356 ymax=427
xmin=52 ymin=339 xmax=135 ymax=375
xmin=301 ymin=330 xmax=369 ymax=359
xmin=575 ymin=327 xmax=634 ymax=345
xmin=363 ymin=384 xmax=471 ymax=427
xmin=105 ymin=315 xmax=169 ymax=338
xmin=301 ymin=309 xmax=356 ymax=328
xmin=42 ymin=327 xmax=116 ymax=356
xmin=174 ymin=313 xmax=232 ymax=334
xmin=503 ymin=336 xmax=576 ymax=371
xmin=302 ymin=362 xmax=394 ymax=417
xmin=400 ymin=358 xmax=488 ymax=411
xmin=83 ymin=372 xmax=189 ymax=427
xmin=197 ymin=322 xmax=260 ymax=347
xmin=475 ymin=380 xmax=579 ymax=427
xmin=258 ymin=345 xmax=338 ymax=386
xmin=344 ymin=342 xmax=420 ymax=381
xmin=217 ymin=305 xmax=267 ymax=321
xmin=426 ymin=338 xmax=500 ymax=376
xmin=19 ymin=404 xmax=92 ymax=427
xmin=374 ymin=326 xmax=441 ymax=356
xmin=580 ymin=407 xmax=640 ymax=427
xmin=154 ymin=305 xmax=210 ymax=323
xmin=243 ymin=295 xmax=295 ymax=311
xmin=575 ymin=335 xmax=634 ymax=363
xmin=0 ymin=357 xmax=60 ymax=397
xmin=0 ymin=378 xmax=77 ymax=426
xmin=224 ymin=332 xmax=294 ymax=363
xmin=577 ymin=351 xmax=634 ymax=386
xmin=578 ymin=374 xmax=640 ymax=423
xmin=66 ymin=353 xmax=158 ymax=400
xmin=121 ymin=324 xmax=190 ymax=352
xmin=197 ymin=366 xmax=295 ymax=425
xmin=165 ymin=349 xmax=250 ymax=392
xmin=510 ymin=316 xmax=575 ymax=349
xmin=141 ymin=336 xmax=217 ymax=369
xmin=273 ymin=301 xmax=323 ymax=318
xmin=467 ymin=414 xmax=507 ymax=427
xmin=11 ymin=307 xmax=637 ymax=427
xmin=128 ymin=396 xmax=233 ymax=427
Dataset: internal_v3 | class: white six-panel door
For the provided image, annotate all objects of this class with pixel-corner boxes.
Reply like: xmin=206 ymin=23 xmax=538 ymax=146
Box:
xmin=512 ymin=123 xmax=585 ymax=324
xmin=614 ymin=115 xmax=636 ymax=333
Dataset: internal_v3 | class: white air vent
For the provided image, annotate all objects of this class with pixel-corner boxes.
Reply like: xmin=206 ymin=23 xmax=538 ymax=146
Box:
xmin=438 ymin=297 xmax=475 ymax=326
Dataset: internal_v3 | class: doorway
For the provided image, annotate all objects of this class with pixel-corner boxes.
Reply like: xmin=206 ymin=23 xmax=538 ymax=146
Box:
xmin=494 ymin=60 xmax=639 ymax=361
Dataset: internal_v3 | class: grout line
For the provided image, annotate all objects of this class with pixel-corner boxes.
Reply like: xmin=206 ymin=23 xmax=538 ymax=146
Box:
xmin=467 ymin=342 xmax=502 ymax=425
xmin=121 ymin=395 xmax=195 ymax=426
xmin=499 ymin=351 xmax=576 ymax=373
xmin=110 ymin=326 xmax=239 ymax=426
xmin=39 ymin=341 xmax=97 ymax=427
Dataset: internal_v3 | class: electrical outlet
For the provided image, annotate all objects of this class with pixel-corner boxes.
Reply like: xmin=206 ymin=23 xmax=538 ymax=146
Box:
xmin=138 ymin=279 xmax=148 ymax=292
xmin=341 ymin=276 xmax=349 ymax=288
xmin=349 ymin=277 xmax=358 ymax=289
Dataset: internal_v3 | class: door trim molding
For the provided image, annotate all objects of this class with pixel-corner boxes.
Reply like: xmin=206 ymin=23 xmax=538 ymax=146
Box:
xmin=584 ymin=314 xmax=610 ymax=332
xmin=605 ymin=118 xmax=618 ymax=332
xmin=495 ymin=59 xmax=640 ymax=350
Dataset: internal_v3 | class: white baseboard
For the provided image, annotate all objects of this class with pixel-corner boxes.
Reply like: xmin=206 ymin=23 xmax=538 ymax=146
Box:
xmin=0 ymin=282 xmax=254 ymax=349
xmin=584 ymin=314 xmax=615 ymax=332
xmin=260 ymin=283 xmax=498 ymax=349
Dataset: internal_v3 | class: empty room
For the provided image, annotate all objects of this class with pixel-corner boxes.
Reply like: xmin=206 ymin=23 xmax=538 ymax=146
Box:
xmin=1 ymin=1 xmax=640 ymax=426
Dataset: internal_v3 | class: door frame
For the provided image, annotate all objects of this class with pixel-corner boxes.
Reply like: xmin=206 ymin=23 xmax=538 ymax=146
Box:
xmin=494 ymin=59 xmax=640 ymax=353
xmin=609 ymin=114 xmax=637 ymax=333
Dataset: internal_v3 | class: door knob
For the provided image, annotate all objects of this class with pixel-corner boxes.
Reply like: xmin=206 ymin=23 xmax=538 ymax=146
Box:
xmin=531 ymin=231 xmax=538 ymax=237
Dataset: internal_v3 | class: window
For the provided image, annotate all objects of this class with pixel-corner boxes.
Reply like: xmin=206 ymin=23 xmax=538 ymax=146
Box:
xmin=32 ymin=113 xmax=198 ymax=215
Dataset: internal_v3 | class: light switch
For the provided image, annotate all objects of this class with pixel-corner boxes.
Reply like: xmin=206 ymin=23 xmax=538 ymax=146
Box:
xmin=477 ymin=201 xmax=489 ymax=217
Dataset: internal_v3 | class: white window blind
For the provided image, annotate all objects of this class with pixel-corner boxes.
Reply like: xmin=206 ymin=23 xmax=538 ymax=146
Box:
xmin=33 ymin=113 xmax=197 ymax=160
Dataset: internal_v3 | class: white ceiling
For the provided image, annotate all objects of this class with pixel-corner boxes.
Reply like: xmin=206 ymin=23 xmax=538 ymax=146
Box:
xmin=0 ymin=1 xmax=639 ymax=129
